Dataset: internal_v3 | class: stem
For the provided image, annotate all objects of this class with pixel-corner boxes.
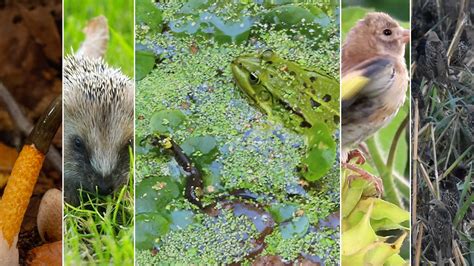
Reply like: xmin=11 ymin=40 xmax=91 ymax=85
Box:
xmin=386 ymin=115 xmax=409 ymax=173
xmin=366 ymin=138 xmax=402 ymax=207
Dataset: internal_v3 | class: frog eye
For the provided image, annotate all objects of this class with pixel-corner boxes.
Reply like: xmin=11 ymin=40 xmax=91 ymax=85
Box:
xmin=262 ymin=49 xmax=274 ymax=60
xmin=249 ymin=72 xmax=260 ymax=85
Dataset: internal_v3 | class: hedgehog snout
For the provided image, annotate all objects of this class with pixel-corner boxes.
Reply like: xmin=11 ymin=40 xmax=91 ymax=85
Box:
xmin=95 ymin=175 xmax=115 ymax=195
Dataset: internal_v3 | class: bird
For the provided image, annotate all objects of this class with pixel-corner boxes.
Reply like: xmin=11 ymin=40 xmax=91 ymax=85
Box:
xmin=415 ymin=31 xmax=449 ymax=84
xmin=341 ymin=12 xmax=409 ymax=166
xmin=440 ymin=179 xmax=460 ymax=219
xmin=428 ymin=199 xmax=453 ymax=263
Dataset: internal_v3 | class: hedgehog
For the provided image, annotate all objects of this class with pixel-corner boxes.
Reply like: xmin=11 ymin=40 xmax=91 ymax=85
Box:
xmin=63 ymin=16 xmax=133 ymax=206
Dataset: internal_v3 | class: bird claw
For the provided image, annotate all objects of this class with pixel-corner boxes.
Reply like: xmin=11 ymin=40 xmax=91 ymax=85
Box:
xmin=343 ymin=163 xmax=384 ymax=196
xmin=347 ymin=149 xmax=366 ymax=165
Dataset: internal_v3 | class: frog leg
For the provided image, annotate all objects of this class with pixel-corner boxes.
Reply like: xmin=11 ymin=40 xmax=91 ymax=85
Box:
xmin=342 ymin=162 xmax=384 ymax=196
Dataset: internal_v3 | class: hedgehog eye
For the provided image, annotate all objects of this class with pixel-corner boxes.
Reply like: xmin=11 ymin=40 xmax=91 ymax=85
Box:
xmin=73 ymin=136 xmax=84 ymax=151
xmin=383 ymin=29 xmax=392 ymax=36
xmin=249 ymin=72 xmax=260 ymax=85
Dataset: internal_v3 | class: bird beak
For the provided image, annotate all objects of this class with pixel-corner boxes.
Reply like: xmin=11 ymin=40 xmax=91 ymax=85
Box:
xmin=400 ymin=29 xmax=410 ymax=43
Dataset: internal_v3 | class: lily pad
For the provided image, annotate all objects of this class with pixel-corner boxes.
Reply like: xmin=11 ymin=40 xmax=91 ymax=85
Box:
xmin=268 ymin=203 xmax=298 ymax=223
xmin=170 ymin=210 xmax=195 ymax=230
xmin=262 ymin=5 xmax=328 ymax=38
xmin=136 ymin=45 xmax=156 ymax=80
xmin=181 ymin=135 xmax=218 ymax=164
xmin=136 ymin=212 xmax=170 ymax=250
xmin=280 ymin=215 xmax=310 ymax=239
xmin=136 ymin=175 xmax=181 ymax=214
xmin=301 ymin=122 xmax=336 ymax=181
xmin=150 ymin=109 xmax=187 ymax=134
xmin=136 ymin=0 xmax=163 ymax=34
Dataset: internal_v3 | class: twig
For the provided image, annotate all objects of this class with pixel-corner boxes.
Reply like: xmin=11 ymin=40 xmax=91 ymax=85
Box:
xmin=0 ymin=83 xmax=32 ymax=133
xmin=430 ymin=123 xmax=440 ymax=199
xmin=443 ymin=116 xmax=458 ymax=171
xmin=440 ymin=145 xmax=472 ymax=180
xmin=447 ymin=16 xmax=467 ymax=65
xmin=418 ymin=162 xmax=437 ymax=198
xmin=0 ymin=82 xmax=62 ymax=173
xmin=412 ymin=99 xmax=419 ymax=236
xmin=414 ymin=222 xmax=424 ymax=266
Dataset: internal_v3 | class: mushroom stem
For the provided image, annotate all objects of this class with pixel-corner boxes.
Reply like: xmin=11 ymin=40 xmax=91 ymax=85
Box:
xmin=0 ymin=95 xmax=62 ymax=249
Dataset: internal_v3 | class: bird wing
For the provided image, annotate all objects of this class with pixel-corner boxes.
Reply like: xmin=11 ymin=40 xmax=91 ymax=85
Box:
xmin=342 ymin=57 xmax=396 ymax=111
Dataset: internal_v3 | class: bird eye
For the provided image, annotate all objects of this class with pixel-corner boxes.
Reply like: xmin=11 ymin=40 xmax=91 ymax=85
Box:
xmin=383 ymin=29 xmax=392 ymax=36
xmin=73 ymin=136 xmax=84 ymax=151
xmin=249 ymin=72 xmax=260 ymax=85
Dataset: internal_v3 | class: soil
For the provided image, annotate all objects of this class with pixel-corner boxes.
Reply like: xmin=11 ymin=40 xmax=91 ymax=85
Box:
xmin=0 ymin=1 xmax=62 ymax=265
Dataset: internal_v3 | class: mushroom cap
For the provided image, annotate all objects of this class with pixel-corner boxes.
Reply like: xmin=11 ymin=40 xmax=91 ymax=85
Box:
xmin=37 ymin=188 xmax=62 ymax=242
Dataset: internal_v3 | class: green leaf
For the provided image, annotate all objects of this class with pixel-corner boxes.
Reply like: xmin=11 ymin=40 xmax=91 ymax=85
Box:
xmin=280 ymin=215 xmax=310 ymax=239
xmin=262 ymin=5 xmax=328 ymax=38
xmin=342 ymin=202 xmax=377 ymax=256
xmin=181 ymin=135 xmax=218 ymax=165
xmin=136 ymin=212 xmax=170 ymax=250
xmin=136 ymin=0 xmax=163 ymax=34
xmin=268 ymin=203 xmax=298 ymax=223
xmin=150 ymin=109 xmax=187 ymax=134
xmin=342 ymin=178 xmax=366 ymax=217
xmin=136 ymin=48 xmax=156 ymax=81
xmin=385 ymin=254 xmax=407 ymax=265
xmin=181 ymin=136 xmax=217 ymax=155
xmin=301 ymin=122 xmax=336 ymax=181
xmin=136 ymin=175 xmax=181 ymax=214
xmin=170 ymin=210 xmax=195 ymax=230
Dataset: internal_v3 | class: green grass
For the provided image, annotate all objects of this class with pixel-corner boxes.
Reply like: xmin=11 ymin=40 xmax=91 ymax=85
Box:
xmin=64 ymin=151 xmax=134 ymax=264
xmin=63 ymin=1 xmax=134 ymax=264
xmin=64 ymin=0 xmax=134 ymax=77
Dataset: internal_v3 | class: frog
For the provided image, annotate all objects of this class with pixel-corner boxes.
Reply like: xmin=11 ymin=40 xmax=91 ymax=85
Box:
xmin=231 ymin=49 xmax=339 ymax=181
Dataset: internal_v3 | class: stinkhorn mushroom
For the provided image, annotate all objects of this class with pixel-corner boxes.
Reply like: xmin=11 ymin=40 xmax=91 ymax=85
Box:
xmin=0 ymin=96 xmax=61 ymax=265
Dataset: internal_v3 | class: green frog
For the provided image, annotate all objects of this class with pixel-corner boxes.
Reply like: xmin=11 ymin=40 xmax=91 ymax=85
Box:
xmin=231 ymin=50 xmax=339 ymax=181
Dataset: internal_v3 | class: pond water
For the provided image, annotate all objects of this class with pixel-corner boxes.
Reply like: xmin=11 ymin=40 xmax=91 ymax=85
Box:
xmin=135 ymin=1 xmax=340 ymax=264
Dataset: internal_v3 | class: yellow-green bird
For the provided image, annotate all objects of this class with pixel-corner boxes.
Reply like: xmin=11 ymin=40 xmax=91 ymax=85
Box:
xmin=341 ymin=12 xmax=409 ymax=163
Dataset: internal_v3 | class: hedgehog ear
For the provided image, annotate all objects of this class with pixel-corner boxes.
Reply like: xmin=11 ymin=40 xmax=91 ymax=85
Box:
xmin=77 ymin=16 xmax=109 ymax=59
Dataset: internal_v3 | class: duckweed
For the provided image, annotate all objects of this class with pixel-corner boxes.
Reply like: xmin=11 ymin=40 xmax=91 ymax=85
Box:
xmin=136 ymin=1 xmax=340 ymax=264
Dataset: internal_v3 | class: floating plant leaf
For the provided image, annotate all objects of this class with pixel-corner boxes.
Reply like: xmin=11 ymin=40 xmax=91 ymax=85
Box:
xmin=136 ymin=0 xmax=163 ymax=34
xmin=301 ymin=123 xmax=336 ymax=181
xmin=181 ymin=136 xmax=217 ymax=155
xmin=268 ymin=203 xmax=298 ymax=223
xmin=150 ymin=109 xmax=187 ymax=134
xmin=168 ymin=2 xmax=253 ymax=44
xmin=262 ymin=5 xmax=328 ymax=38
xmin=136 ymin=212 xmax=170 ymax=250
xmin=136 ymin=175 xmax=181 ymax=214
xmin=136 ymin=46 xmax=156 ymax=80
xmin=181 ymin=135 xmax=218 ymax=164
xmin=280 ymin=215 xmax=310 ymax=239
xmin=170 ymin=210 xmax=195 ymax=230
